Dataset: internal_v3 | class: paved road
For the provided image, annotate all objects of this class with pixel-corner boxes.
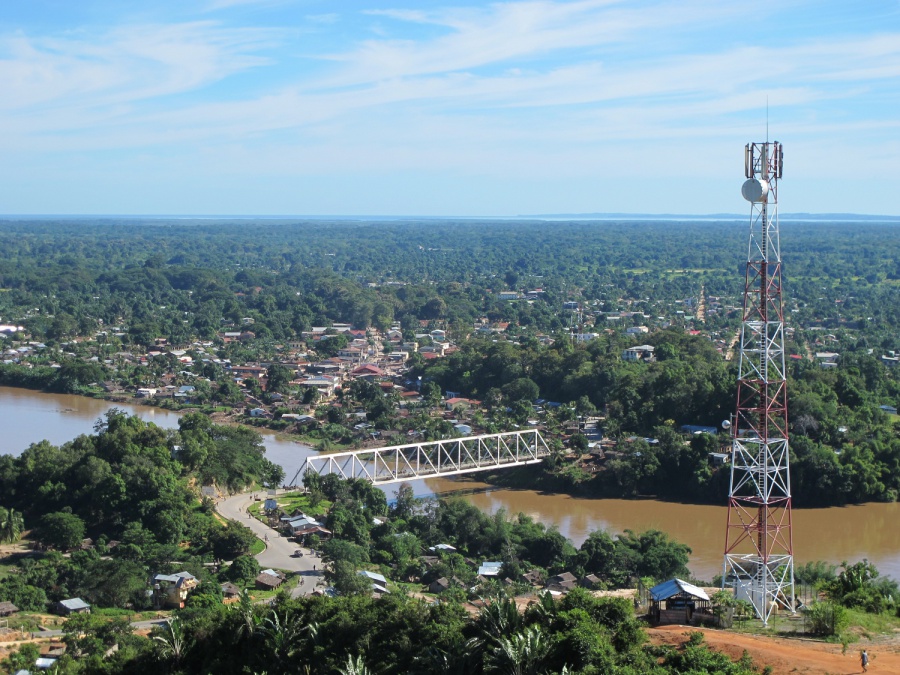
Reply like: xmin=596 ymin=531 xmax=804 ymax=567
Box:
xmin=216 ymin=491 xmax=325 ymax=597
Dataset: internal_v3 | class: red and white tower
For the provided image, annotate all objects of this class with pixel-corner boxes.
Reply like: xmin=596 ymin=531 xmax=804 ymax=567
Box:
xmin=723 ymin=141 xmax=794 ymax=624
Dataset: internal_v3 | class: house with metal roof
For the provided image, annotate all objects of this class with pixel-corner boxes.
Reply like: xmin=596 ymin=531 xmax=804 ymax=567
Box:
xmin=477 ymin=561 xmax=503 ymax=577
xmin=428 ymin=543 xmax=457 ymax=553
xmin=357 ymin=570 xmax=390 ymax=595
xmin=648 ymin=578 xmax=713 ymax=626
xmin=357 ymin=570 xmax=387 ymax=585
xmin=545 ymin=571 xmax=578 ymax=593
xmin=55 ymin=598 xmax=91 ymax=615
xmin=153 ymin=571 xmax=199 ymax=608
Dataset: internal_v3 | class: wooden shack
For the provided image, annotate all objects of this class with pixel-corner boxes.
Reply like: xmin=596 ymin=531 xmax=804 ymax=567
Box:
xmin=648 ymin=578 xmax=712 ymax=625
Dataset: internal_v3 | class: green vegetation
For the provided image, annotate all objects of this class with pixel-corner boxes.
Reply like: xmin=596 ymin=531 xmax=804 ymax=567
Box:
xmin=417 ymin=330 xmax=900 ymax=508
xmin=0 ymin=217 xmax=899 ymax=670
xmin=0 ymin=411 xmax=280 ymax=613
xmin=0 ymin=218 xmax=897 ymax=508
xmin=0 ymin=506 xmax=24 ymax=544
xmin=255 ymin=491 xmax=331 ymax=520
xmin=0 ymin=219 xmax=896 ymax=342
xmin=1 ymin=433 xmax=897 ymax=674
xmin=794 ymin=558 xmax=900 ymax=638
xmin=1 ymin=585 xmax=763 ymax=675
xmin=303 ymin=476 xmax=692 ymax=595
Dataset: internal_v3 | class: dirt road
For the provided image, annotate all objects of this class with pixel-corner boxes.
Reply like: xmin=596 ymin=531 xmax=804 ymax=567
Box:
xmin=648 ymin=625 xmax=900 ymax=675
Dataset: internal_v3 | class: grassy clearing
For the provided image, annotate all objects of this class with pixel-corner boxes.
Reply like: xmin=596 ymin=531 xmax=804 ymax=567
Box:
xmin=249 ymin=491 xmax=331 ymax=520
xmin=249 ymin=538 xmax=266 ymax=556
xmin=91 ymin=608 xmax=166 ymax=621
xmin=0 ymin=561 xmax=16 ymax=581
xmin=730 ymin=607 xmax=900 ymax=644
xmin=292 ymin=435 xmax=357 ymax=451
xmin=842 ymin=608 xmax=900 ymax=639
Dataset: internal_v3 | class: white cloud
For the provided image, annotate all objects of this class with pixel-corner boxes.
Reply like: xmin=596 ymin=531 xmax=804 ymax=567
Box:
xmin=0 ymin=22 xmax=279 ymax=114
xmin=2 ymin=0 xmax=899 ymax=213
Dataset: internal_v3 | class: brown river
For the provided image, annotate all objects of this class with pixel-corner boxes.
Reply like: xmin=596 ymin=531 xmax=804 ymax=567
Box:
xmin=2 ymin=385 xmax=898 ymax=581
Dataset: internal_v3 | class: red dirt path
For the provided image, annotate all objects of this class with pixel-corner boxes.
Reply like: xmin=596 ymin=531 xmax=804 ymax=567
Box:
xmin=648 ymin=625 xmax=900 ymax=675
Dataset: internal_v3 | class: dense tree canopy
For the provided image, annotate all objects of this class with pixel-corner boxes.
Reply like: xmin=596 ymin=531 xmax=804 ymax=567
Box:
xmin=0 ymin=412 xmax=279 ymax=611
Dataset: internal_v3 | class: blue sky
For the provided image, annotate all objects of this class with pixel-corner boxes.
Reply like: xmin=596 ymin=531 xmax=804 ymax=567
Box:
xmin=2 ymin=0 xmax=899 ymax=216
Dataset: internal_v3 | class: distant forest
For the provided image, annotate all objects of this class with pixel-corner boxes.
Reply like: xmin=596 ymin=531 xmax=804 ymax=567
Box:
xmin=1 ymin=218 xmax=899 ymax=346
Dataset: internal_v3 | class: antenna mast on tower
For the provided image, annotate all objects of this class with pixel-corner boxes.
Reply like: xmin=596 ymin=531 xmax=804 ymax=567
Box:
xmin=723 ymin=140 xmax=794 ymax=624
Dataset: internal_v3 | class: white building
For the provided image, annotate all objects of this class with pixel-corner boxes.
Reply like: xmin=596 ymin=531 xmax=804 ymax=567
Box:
xmin=622 ymin=345 xmax=655 ymax=362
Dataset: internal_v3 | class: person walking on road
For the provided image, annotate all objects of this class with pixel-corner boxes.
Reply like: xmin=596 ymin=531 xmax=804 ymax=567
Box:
xmin=861 ymin=649 xmax=869 ymax=672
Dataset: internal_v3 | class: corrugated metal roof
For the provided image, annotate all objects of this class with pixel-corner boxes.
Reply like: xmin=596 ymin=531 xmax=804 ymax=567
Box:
xmin=154 ymin=572 xmax=196 ymax=585
xmin=649 ymin=578 xmax=710 ymax=602
xmin=478 ymin=561 xmax=503 ymax=576
xmin=358 ymin=570 xmax=387 ymax=584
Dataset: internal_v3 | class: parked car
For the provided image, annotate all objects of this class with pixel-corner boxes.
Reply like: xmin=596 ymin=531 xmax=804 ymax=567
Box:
xmin=291 ymin=549 xmax=303 ymax=558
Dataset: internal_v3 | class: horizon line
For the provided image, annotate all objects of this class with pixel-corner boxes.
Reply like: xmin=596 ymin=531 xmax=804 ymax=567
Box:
xmin=1 ymin=212 xmax=900 ymax=222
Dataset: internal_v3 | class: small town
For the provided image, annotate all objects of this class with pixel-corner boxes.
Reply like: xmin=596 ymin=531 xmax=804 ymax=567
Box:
xmin=3 ymin=1 xmax=900 ymax=672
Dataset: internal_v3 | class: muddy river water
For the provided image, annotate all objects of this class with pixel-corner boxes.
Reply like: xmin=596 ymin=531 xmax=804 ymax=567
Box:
xmin=2 ymin=385 xmax=897 ymax=581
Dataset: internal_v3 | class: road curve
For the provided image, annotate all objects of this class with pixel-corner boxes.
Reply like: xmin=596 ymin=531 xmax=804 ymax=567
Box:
xmin=216 ymin=491 xmax=325 ymax=597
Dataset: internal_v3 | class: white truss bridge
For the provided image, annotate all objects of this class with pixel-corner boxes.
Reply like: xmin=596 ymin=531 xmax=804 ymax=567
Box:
xmin=291 ymin=429 xmax=551 ymax=487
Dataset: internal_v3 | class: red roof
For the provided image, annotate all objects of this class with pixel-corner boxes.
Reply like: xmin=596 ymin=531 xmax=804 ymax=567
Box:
xmin=351 ymin=364 xmax=385 ymax=376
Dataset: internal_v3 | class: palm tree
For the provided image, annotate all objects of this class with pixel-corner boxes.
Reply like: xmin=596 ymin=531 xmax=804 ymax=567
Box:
xmin=466 ymin=596 xmax=524 ymax=665
xmin=255 ymin=606 xmax=319 ymax=664
xmin=525 ymin=591 xmax=558 ymax=629
xmin=410 ymin=646 xmax=473 ymax=675
xmin=233 ymin=589 xmax=260 ymax=643
xmin=153 ymin=617 xmax=191 ymax=667
xmin=0 ymin=507 xmax=25 ymax=544
xmin=338 ymin=654 xmax=373 ymax=675
xmin=489 ymin=626 xmax=550 ymax=675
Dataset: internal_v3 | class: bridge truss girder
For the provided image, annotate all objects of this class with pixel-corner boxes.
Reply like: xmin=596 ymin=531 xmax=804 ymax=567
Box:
xmin=296 ymin=429 xmax=550 ymax=486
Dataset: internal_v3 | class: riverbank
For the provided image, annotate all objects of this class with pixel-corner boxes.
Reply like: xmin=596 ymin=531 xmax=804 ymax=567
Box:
xmin=4 ymin=385 xmax=900 ymax=582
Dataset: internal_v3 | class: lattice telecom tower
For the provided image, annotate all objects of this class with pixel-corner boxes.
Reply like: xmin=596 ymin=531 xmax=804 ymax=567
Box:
xmin=722 ymin=140 xmax=794 ymax=624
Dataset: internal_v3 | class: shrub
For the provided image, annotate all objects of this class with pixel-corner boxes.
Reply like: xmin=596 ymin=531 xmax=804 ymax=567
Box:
xmin=804 ymin=600 xmax=849 ymax=636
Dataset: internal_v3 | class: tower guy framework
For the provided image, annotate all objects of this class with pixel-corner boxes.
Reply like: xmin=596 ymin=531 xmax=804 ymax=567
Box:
xmin=723 ymin=140 xmax=794 ymax=624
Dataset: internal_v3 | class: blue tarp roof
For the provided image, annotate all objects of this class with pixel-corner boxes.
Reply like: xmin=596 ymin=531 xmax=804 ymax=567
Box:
xmin=649 ymin=578 xmax=709 ymax=602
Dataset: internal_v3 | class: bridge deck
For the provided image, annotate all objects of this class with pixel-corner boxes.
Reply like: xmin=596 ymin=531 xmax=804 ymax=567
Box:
xmin=294 ymin=429 xmax=550 ymax=486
